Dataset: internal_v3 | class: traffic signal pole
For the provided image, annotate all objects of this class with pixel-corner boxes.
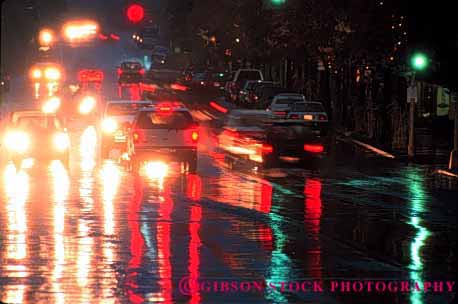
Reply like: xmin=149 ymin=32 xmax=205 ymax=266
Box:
xmin=449 ymin=100 xmax=458 ymax=171
xmin=408 ymin=72 xmax=416 ymax=159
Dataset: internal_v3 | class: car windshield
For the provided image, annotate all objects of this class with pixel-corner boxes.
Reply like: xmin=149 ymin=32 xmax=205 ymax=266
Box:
xmin=16 ymin=116 xmax=61 ymax=130
xmin=107 ymin=103 xmax=148 ymax=116
xmin=293 ymin=103 xmax=325 ymax=112
xmin=136 ymin=111 xmax=194 ymax=129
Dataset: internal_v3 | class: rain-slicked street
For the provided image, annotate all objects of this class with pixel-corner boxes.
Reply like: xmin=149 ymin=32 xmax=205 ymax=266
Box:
xmin=1 ymin=1 xmax=457 ymax=302
xmin=0 ymin=120 xmax=456 ymax=303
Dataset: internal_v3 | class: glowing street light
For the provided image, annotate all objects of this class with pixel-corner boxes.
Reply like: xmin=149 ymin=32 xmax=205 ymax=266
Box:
xmin=39 ymin=29 xmax=55 ymax=46
xmin=410 ymin=53 xmax=429 ymax=71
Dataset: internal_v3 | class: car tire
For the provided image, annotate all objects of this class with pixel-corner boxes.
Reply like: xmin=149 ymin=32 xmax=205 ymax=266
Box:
xmin=262 ymin=154 xmax=277 ymax=169
xmin=186 ymin=152 xmax=198 ymax=174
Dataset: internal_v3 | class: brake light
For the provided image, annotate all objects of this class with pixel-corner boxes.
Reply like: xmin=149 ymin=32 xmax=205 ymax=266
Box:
xmin=159 ymin=106 xmax=171 ymax=112
xmin=110 ymin=33 xmax=120 ymax=41
xmin=273 ymin=111 xmax=287 ymax=116
xmin=133 ymin=131 xmax=140 ymax=143
xmin=318 ymin=114 xmax=328 ymax=121
xmin=117 ymin=68 xmax=122 ymax=76
xmin=262 ymin=144 xmax=273 ymax=154
xmin=304 ymin=144 xmax=324 ymax=153
xmin=289 ymin=114 xmax=300 ymax=119
xmin=139 ymin=68 xmax=145 ymax=75
xmin=191 ymin=131 xmax=199 ymax=143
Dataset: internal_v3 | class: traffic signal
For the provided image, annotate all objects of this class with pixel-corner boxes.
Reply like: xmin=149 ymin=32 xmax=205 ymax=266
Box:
xmin=126 ymin=3 xmax=145 ymax=24
xmin=270 ymin=0 xmax=286 ymax=5
xmin=410 ymin=52 xmax=428 ymax=71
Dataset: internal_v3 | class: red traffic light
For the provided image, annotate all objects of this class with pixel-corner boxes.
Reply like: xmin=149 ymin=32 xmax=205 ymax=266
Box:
xmin=126 ymin=4 xmax=145 ymax=23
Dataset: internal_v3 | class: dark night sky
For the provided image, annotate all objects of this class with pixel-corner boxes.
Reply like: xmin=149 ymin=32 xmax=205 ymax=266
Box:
xmin=403 ymin=1 xmax=458 ymax=88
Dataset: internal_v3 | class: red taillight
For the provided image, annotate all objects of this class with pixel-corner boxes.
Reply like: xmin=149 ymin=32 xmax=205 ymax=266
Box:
xmin=99 ymin=33 xmax=108 ymax=40
xmin=289 ymin=114 xmax=300 ymax=119
xmin=117 ymin=68 xmax=122 ymax=76
xmin=159 ymin=106 xmax=171 ymax=112
xmin=318 ymin=114 xmax=328 ymax=121
xmin=139 ymin=68 xmax=145 ymax=75
xmin=304 ymin=144 xmax=324 ymax=153
xmin=133 ymin=132 xmax=140 ymax=143
xmin=262 ymin=144 xmax=273 ymax=154
xmin=191 ymin=131 xmax=199 ymax=143
xmin=110 ymin=33 xmax=120 ymax=41
xmin=273 ymin=111 xmax=287 ymax=116
xmin=209 ymin=101 xmax=228 ymax=113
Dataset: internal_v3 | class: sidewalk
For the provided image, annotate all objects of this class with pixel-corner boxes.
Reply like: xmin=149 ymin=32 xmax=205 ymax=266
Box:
xmin=336 ymin=128 xmax=458 ymax=178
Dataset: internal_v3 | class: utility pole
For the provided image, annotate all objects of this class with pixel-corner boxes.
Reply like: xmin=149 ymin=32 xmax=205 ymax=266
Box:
xmin=449 ymin=93 xmax=458 ymax=171
xmin=407 ymin=52 xmax=429 ymax=159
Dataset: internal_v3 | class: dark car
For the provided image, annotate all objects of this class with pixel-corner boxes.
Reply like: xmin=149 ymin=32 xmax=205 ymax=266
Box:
xmin=254 ymin=86 xmax=296 ymax=109
xmin=117 ymin=61 xmax=145 ymax=84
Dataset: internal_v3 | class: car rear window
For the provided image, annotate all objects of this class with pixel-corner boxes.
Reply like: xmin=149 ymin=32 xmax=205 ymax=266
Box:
xmin=293 ymin=103 xmax=325 ymax=112
xmin=121 ymin=62 xmax=142 ymax=70
xmin=237 ymin=71 xmax=262 ymax=82
xmin=276 ymin=98 xmax=304 ymax=105
xmin=107 ymin=103 xmax=148 ymax=115
xmin=136 ymin=111 xmax=194 ymax=129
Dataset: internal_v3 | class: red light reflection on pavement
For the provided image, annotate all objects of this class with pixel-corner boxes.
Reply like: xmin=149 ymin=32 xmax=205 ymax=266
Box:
xmin=304 ymin=178 xmax=323 ymax=280
xmin=126 ymin=178 xmax=145 ymax=304
xmin=186 ymin=174 xmax=202 ymax=202
xmin=188 ymin=205 xmax=202 ymax=304
xmin=157 ymin=185 xmax=173 ymax=303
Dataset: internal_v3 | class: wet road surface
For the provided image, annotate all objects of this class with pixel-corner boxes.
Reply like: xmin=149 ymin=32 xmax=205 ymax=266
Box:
xmin=0 ymin=120 xmax=456 ymax=304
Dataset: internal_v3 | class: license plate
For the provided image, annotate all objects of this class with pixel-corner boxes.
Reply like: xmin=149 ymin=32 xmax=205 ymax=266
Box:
xmin=303 ymin=114 xmax=313 ymax=120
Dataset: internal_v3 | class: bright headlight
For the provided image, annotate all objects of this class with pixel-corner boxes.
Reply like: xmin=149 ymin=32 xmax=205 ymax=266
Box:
xmin=42 ymin=96 xmax=61 ymax=113
xmin=54 ymin=132 xmax=70 ymax=151
xmin=44 ymin=67 xmax=61 ymax=80
xmin=4 ymin=132 xmax=30 ymax=153
xmin=102 ymin=118 xmax=118 ymax=133
xmin=79 ymin=96 xmax=96 ymax=114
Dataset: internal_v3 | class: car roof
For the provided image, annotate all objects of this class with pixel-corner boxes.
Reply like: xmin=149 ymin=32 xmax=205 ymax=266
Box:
xmin=294 ymin=101 xmax=323 ymax=105
xmin=275 ymin=93 xmax=305 ymax=98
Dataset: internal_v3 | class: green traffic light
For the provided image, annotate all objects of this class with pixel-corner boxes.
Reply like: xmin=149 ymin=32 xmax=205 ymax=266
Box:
xmin=411 ymin=53 xmax=428 ymax=71
xmin=271 ymin=0 xmax=286 ymax=5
